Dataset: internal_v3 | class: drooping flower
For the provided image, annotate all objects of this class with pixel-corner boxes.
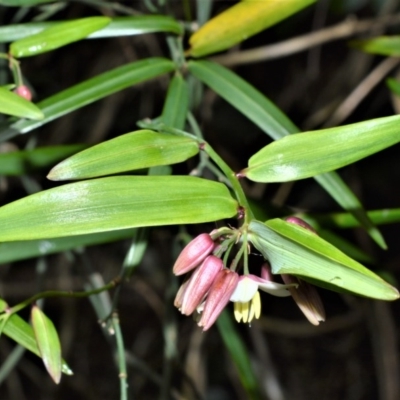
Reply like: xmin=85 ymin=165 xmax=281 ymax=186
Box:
xmin=179 ymin=255 xmax=223 ymax=316
xmin=281 ymin=274 xmax=325 ymax=325
xmin=14 ymin=85 xmax=32 ymax=101
xmin=230 ymin=266 xmax=295 ymax=324
xmin=198 ymin=269 xmax=239 ymax=331
xmin=173 ymin=233 xmax=215 ymax=276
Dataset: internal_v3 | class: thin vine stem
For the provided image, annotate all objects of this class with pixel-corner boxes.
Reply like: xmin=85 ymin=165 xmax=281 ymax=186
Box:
xmin=3 ymin=278 xmax=120 ymax=316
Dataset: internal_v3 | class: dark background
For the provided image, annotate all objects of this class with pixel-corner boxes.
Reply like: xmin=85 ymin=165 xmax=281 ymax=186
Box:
xmin=0 ymin=1 xmax=400 ymax=399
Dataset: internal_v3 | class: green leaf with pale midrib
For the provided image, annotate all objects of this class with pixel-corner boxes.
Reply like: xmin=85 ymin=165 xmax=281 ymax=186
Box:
xmin=244 ymin=115 xmax=400 ymax=182
xmin=0 ymin=176 xmax=237 ymax=241
xmin=47 ymin=130 xmax=197 ymax=181
xmin=249 ymin=220 xmax=399 ymax=301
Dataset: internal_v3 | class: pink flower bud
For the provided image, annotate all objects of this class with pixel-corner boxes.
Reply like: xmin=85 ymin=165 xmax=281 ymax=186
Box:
xmin=260 ymin=262 xmax=273 ymax=281
xmin=174 ymin=278 xmax=189 ymax=310
xmin=173 ymin=234 xmax=215 ymax=276
xmin=198 ymin=269 xmax=239 ymax=331
xmin=285 ymin=216 xmax=317 ymax=234
xmin=180 ymin=255 xmax=223 ymax=316
xmin=14 ymin=85 xmax=32 ymax=101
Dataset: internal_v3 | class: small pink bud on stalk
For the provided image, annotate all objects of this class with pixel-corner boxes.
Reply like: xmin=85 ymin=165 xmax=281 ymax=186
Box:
xmin=173 ymin=234 xmax=215 ymax=276
xmin=282 ymin=274 xmax=325 ymax=326
xmin=14 ymin=85 xmax=32 ymax=101
xmin=198 ymin=269 xmax=239 ymax=331
xmin=180 ymin=255 xmax=223 ymax=315
xmin=285 ymin=216 xmax=317 ymax=234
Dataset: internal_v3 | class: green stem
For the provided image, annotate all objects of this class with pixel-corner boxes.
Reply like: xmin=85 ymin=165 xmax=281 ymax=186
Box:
xmin=4 ymin=278 xmax=120 ymax=316
xmin=203 ymin=143 xmax=254 ymax=223
xmin=112 ymin=312 xmax=128 ymax=400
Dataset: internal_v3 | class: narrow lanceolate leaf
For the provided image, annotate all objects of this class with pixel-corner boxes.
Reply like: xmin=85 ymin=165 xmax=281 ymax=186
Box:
xmin=0 ymin=16 xmax=182 ymax=43
xmin=0 ymin=145 xmax=86 ymax=176
xmin=161 ymin=74 xmax=189 ymax=130
xmin=189 ymin=60 xmax=386 ymax=249
xmin=249 ymin=220 xmax=399 ymax=301
xmin=0 ymin=176 xmax=237 ymax=241
xmin=243 ymin=115 xmax=400 ymax=182
xmin=47 ymin=130 xmax=197 ymax=180
xmin=31 ymin=306 xmax=62 ymax=384
xmin=0 ymin=298 xmax=72 ymax=375
xmin=4 ymin=58 xmax=175 ymax=138
xmin=0 ymin=86 xmax=43 ymax=120
xmin=0 ymin=229 xmax=137 ymax=264
xmin=188 ymin=0 xmax=315 ymax=57
xmin=351 ymin=36 xmax=400 ymax=56
xmin=10 ymin=17 xmax=111 ymax=58
xmin=188 ymin=60 xmax=298 ymax=140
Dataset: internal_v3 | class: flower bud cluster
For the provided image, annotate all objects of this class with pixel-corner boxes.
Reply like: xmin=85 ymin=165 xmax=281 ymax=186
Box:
xmin=173 ymin=232 xmax=239 ymax=331
xmin=172 ymin=217 xmax=326 ymax=330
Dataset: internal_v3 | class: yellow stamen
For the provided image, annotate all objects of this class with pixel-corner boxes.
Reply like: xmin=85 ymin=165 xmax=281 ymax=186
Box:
xmin=233 ymin=291 xmax=262 ymax=324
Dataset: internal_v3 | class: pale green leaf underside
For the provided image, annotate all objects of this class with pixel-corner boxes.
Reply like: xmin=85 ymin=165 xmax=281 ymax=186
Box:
xmin=0 ymin=176 xmax=237 ymax=241
xmin=0 ymin=16 xmax=182 ymax=43
xmin=249 ymin=220 xmax=399 ymax=300
xmin=47 ymin=130 xmax=198 ymax=180
xmin=245 ymin=115 xmax=400 ymax=182
xmin=31 ymin=306 xmax=62 ymax=384
xmin=0 ymin=87 xmax=43 ymax=120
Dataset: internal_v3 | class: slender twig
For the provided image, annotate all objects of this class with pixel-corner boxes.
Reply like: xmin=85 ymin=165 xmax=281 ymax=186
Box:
xmin=211 ymin=14 xmax=400 ymax=67
xmin=112 ymin=312 xmax=129 ymax=400
xmin=323 ymin=57 xmax=400 ymax=127
xmin=3 ymin=278 xmax=120 ymax=316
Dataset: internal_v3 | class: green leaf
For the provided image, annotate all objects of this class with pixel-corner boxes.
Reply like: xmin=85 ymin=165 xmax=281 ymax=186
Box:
xmin=10 ymin=17 xmax=111 ymax=58
xmin=0 ymin=16 xmax=183 ymax=43
xmin=161 ymin=74 xmax=189 ymax=130
xmin=0 ymin=86 xmax=43 ymax=120
xmin=0 ymin=299 xmax=72 ymax=375
xmin=217 ymin=311 xmax=261 ymax=399
xmin=387 ymin=77 xmax=400 ymax=97
xmin=0 ymin=176 xmax=237 ymax=241
xmin=31 ymin=306 xmax=62 ymax=384
xmin=243 ymin=115 xmax=400 ymax=182
xmin=3 ymin=58 xmax=175 ymax=138
xmin=351 ymin=36 xmax=400 ymax=56
xmin=188 ymin=60 xmax=386 ymax=249
xmin=314 ymin=207 xmax=400 ymax=229
xmin=188 ymin=60 xmax=298 ymax=140
xmin=189 ymin=0 xmax=315 ymax=57
xmin=249 ymin=219 xmax=399 ymax=301
xmin=0 ymin=229 xmax=137 ymax=264
xmin=47 ymin=130 xmax=197 ymax=181
xmin=0 ymin=144 xmax=86 ymax=176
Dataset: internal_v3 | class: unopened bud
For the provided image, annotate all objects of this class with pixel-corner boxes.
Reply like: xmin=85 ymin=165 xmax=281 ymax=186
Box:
xmin=198 ymin=269 xmax=239 ymax=331
xmin=173 ymin=234 xmax=215 ymax=276
xmin=14 ymin=85 xmax=32 ymax=101
xmin=180 ymin=255 xmax=223 ymax=315
xmin=285 ymin=216 xmax=317 ymax=234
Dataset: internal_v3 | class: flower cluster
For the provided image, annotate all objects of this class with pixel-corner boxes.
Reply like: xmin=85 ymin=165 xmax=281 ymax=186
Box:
xmin=172 ymin=225 xmax=321 ymax=331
